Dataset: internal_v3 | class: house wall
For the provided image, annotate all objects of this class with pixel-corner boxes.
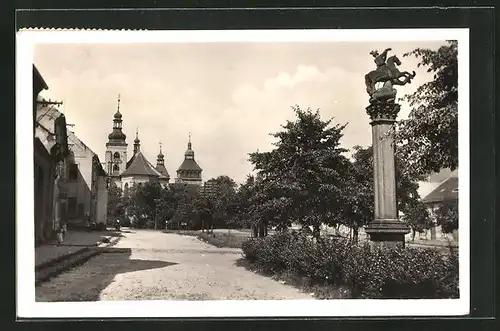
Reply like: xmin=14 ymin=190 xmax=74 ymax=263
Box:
xmin=65 ymin=146 xmax=93 ymax=222
xmin=121 ymin=175 xmax=154 ymax=193
xmin=34 ymin=141 xmax=55 ymax=245
xmin=95 ymin=175 xmax=108 ymax=224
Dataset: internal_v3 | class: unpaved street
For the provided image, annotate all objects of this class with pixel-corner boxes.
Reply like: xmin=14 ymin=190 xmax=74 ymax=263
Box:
xmin=36 ymin=230 xmax=313 ymax=301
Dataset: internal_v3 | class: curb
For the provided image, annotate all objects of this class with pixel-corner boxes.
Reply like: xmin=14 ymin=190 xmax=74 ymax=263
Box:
xmin=35 ymin=235 xmax=122 ymax=286
xmin=35 ymin=248 xmax=101 ymax=286
xmin=35 ymin=247 xmax=90 ymax=271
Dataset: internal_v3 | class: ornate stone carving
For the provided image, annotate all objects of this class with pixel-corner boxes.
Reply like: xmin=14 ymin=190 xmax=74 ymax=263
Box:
xmin=366 ymin=100 xmax=401 ymax=121
xmin=364 ymin=48 xmax=416 ymax=105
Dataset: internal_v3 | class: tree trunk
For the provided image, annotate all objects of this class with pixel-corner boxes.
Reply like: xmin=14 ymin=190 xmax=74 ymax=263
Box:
xmin=353 ymin=227 xmax=359 ymax=243
xmin=264 ymin=222 xmax=268 ymax=237
xmin=412 ymin=228 xmax=416 ymax=242
xmin=313 ymin=224 xmax=321 ymax=239
xmin=258 ymin=221 xmax=265 ymax=237
xmin=252 ymin=224 xmax=258 ymax=238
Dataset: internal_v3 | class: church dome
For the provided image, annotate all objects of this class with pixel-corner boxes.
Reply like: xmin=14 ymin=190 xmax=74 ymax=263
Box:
xmin=114 ymin=110 xmax=122 ymax=119
xmin=185 ymin=141 xmax=194 ymax=157
xmin=108 ymin=130 xmax=126 ymax=141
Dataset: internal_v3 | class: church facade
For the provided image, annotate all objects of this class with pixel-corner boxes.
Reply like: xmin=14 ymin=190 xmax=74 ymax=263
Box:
xmin=104 ymin=97 xmax=203 ymax=193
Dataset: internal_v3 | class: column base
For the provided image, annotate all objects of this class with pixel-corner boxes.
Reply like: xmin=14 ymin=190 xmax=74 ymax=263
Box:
xmin=364 ymin=218 xmax=410 ymax=246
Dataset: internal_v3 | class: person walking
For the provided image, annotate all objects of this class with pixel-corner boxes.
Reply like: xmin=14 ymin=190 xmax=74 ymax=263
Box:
xmin=56 ymin=225 xmax=64 ymax=246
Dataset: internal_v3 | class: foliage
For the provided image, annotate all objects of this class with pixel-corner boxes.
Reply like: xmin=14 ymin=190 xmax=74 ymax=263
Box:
xmin=435 ymin=200 xmax=459 ymax=233
xmin=123 ymin=181 xmax=173 ymax=228
xmin=242 ymin=233 xmax=459 ymax=299
xmin=338 ymin=145 xmax=423 ymax=241
xmin=247 ymin=106 xmax=352 ymax=236
xmin=106 ymin=181 xmax=123 ymax=218
xmin=396 ymin=40 xmax=458 ymax=179
xmin=203 ymin=175 xmax=238 ymax=227
xmin=401 ymin=200 xmax=432 ymax=233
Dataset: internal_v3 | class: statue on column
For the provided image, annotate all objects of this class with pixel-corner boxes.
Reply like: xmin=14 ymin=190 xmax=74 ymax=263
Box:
xmin=364 ymin=48 xmax=416 ymax=105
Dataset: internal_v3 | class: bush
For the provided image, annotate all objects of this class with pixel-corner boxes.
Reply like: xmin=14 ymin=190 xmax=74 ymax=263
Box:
xmin=241 ymin=232 xmax=459 ymax=299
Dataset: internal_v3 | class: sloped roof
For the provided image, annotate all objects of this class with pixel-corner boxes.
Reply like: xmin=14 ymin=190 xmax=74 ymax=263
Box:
xmin=121 ymin=151 xmax=161 ymax=177
xmin=35 ymin=104 xmax=68 ymax=156
xmin=421 ymin=174 xmax=458 ymax=204
xmin=126 ymin=153 xmax=137 ymax=168
xmin=177 ymin=158 xmax=202 ymax=171
xmin=67 ymin=132 xmax=106 ymax=176
xmin=155 ymin=164 xmax=170 ymax=179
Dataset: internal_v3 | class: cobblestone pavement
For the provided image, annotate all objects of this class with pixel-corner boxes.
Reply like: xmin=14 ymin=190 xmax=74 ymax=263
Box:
xmin=36 ymin=229 xmax=313 ymax=301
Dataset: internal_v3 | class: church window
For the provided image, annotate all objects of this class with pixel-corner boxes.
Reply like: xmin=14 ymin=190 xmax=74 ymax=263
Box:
xmin=113 ymin=152 xmax=121 ymax=160
xmin=124 ymin=183 xmax=129 ymax=196
xmin=113 ymin=164 xmax=120 ymax=175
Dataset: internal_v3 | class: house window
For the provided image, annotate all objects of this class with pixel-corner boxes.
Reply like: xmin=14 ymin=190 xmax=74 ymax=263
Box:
xmin=67 ymin=197 xmax=77 ymax=216
xmin=452 ymin=188 xmax=458 ymax=193
xmin=69 ymin=164 xmax=78 ymax=181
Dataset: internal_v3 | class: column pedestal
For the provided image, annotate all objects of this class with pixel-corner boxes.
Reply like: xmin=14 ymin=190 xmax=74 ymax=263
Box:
xmin=364 ymin=101 xmax=410 ymax=246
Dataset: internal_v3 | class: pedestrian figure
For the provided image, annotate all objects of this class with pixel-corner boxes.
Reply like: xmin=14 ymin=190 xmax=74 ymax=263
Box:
xmin=61 ymin=222 xmax=68 ymax=239
xmin=56 ymin=226 xmax=64 ymax=246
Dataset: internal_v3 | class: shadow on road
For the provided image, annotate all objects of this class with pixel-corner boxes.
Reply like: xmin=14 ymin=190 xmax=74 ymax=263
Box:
xmin=36 ymin=247 xmax=177 ymax=302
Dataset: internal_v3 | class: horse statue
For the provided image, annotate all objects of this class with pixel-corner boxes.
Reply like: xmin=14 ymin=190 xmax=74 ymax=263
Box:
xmin=365 ymin=49 xmax=416 ymax=103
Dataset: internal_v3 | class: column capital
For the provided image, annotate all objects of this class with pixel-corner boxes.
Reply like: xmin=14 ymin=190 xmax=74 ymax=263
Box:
xmin=366 ymin=101 xmax=401 ymax=122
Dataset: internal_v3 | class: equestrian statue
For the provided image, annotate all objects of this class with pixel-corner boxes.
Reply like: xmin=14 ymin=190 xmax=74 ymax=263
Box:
xmin=364 ymin=48 xmax=416 ymax=104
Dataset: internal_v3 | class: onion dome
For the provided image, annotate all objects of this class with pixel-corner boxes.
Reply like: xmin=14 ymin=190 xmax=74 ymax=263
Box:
xmin=106 ymin=95 xmax=127 ymax=146
xmin=108 ymin=128 xmax=126 ymax=141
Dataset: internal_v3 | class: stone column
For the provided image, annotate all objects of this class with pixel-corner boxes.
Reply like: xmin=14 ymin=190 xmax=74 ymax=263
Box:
xmin=364 ymin=101 xmax=410 ymax=246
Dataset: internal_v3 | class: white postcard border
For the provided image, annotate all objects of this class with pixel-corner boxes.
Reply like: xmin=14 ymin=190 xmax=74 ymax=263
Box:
xmin=17 ymin=28 xmax=470 ymax=318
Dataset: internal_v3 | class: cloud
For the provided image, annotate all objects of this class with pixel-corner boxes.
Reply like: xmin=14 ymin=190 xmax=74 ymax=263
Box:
xmin=263 ymin=65 xmax=326 ymax=90
xmin=34 ymin=41 xmax=443 ymax=185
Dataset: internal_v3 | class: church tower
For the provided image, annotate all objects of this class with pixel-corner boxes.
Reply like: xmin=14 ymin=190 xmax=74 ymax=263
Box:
xmin=155 ymin=142 xmax=170 ymax=183
xmin=176 ymin=133 xmax=202 ymax=186
xmin=105 ymin=95 xmax=128 ymax=179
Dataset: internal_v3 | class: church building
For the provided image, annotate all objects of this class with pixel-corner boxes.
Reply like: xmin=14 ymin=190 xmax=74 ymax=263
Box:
xmin=175 ymin=135 xmax=203 ymax=187
xmin=104 ymin=96 xmax=203 ymax=193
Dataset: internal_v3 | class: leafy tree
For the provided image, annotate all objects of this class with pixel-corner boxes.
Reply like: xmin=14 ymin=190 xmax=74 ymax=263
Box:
xmin=202 ymin=175 xmax=238 ymax=229
xmin=123 ymin=181 xmax=172 ymax=228
xmin=248 ymin=106 xmax=351 ymax=238
xmin=336 ymin=146 xmax=374 ymax=242
xmin=341 ymin=145 xmax=423 ymax=242
xmin=396 ymin=40 xmax=458 ymax=179
xmin=435 ymin=200 xmax=458 ymax=234
xmin=234 ymin=175 xmax=259 ymax=231
xmin=401 ymin=200 xmax=432 ymax=242
xmin=106 ymin=181 xmax=123 ymax=220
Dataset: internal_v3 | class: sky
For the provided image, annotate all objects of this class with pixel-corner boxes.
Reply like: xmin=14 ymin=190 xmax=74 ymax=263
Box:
xmin=34 ymin=40 xmax=447 ymax=185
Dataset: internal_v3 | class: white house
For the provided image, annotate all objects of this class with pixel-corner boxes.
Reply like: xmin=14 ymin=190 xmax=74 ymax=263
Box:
xmin=65 ymin=132 xmax=108 ymax=225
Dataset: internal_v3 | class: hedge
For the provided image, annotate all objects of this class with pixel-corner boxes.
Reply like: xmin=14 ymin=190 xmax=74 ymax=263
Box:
xmin=241 ymin=232 xmax=459 ymax=299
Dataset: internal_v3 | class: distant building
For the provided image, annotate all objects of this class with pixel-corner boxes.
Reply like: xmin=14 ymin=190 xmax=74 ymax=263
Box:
xmin=418 ymin=172 xmax=459 ymax=241
xmin=201 ymin=178 xmax=218 ymax=197
xmin=175 ymin=135 xmax=203 ymax=187
xmin=421 ymin=174 xmax=458 ymax=208
xmin=65 ymin=132 xmax=108 ymax=225
xmin=104 ymin=96 xmax=170 ymax=193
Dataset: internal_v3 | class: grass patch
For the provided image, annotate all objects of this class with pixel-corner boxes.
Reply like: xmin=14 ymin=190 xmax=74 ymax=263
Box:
xmin=164 ymin=230 xmax=248 ymax=248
